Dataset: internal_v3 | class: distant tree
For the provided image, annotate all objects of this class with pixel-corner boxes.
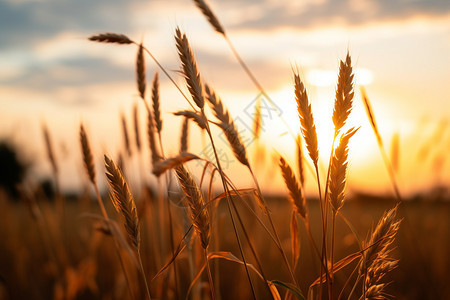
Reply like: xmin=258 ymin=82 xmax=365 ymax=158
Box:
xmin=0 ymin=141 xmax=27 ymax=198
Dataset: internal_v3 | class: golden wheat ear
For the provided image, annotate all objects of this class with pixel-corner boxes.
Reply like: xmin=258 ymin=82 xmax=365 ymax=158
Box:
xmin=332 ymin=52 xmax=355 ymax=134
xmin=175 ymin=27 xmax=205 ymax=109
xmin=294 ymin=72 xmax=319 ymax=166
xmin=175 ymin=165 xmax=210 ymax=250
xmin=279 ymin=156 xmax=307 ymax=219
xmin=193 ymin=0 xmax=225 ymax=35
xmin=328 ymin=127 xmax=359 ymax=212
xmin=79 ymin=124 xmax=96 ymax=185
xmin=104 ymin=155 xmax=140 ymax=250
xmin=88 ymin=33 xmax=133 ymax=44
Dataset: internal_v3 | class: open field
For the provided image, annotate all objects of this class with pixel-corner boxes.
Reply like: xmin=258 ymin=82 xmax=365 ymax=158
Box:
xmin=0 ymin=192 xmax=448 ymax=299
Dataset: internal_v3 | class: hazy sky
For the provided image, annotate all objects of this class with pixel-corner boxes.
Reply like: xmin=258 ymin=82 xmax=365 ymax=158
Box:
xmin=1 ymin=0 xmax=449 ymax=196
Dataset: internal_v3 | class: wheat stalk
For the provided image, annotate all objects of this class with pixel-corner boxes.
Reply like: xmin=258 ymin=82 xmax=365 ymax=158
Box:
xmin=88 ymin=33 xmax=133 ymax=44
xmin=204 ymin=84 xmax=249 ymax=167
xmin=279 ymin=156 xmax=307 ymax=219
xmin=296 ymin=134 xmax=305 ymax=186
xmin=175 ymin=27 xmax=204 ymax=109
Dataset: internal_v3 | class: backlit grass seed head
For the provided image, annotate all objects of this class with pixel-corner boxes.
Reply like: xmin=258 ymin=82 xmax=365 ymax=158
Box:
xmin=175 ymin=27 xmax=204 ymax=109
xmin=279 ymin=156 xmax=307 ymax=219
xmin=294 ymin=73 xmax=319 ymax=166
xmin=152 ymin=72 xmax=162 ymax=133
xmin=79 ymin=124 xmax=96 ymax=185
xmin=193 ymin=0 xmax=225 ymax=35
xmin=88 ymin=33 xmax=133 ymax=45
xmin=175 ymin=165 xmax=210 ymax=249
xmin=104 ymin=155 xmax=140 ymax=249
xmin=329 ymin=127 xmax=359 ymax=212
xmin=332 ymin=52 xmax=354 ymax=133
xmin=205 ymin=84 xmax=249 ymax=167
xmin=136 ymin=43 xmax=146 ymax=100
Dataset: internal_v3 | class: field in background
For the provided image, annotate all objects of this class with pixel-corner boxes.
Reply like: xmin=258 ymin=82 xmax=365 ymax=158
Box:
xmin=0 ymin=191 xmax=448 ymax=299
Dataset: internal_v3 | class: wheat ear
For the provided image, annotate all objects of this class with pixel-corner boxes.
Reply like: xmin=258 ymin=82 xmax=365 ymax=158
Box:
xmin=294 ymin=72 xmax=319 ymax=166
xmin=332 ymin=52 xmax=354 ymax=134
xmin=175 ymin=27 xmax=204 ymax=109
xmin=79 ymin=124 xmax=96 ymax=185
xmin=279 ymin=156 xmax=307 ymax=219
xmin=180 ymin=118 xmax=189 ymax=153
xmin=329 ymin=127 xmax=358 ymax=212
xmin=193 ymin=0 xmax=225 ymax=35
xmin=150 ymin=72 xmax=163 ymax=134
xmin=152 ymin=153 xmax=200 ymax=177
xmin=175 ymin=165 xmax=210 ymax=250
xmin=104 ymin=155 xmax=140 ymax=249
xmin=121 ymin=113 xmax=132 ymax=157
xmin=173 ymin=110 xmax=206 ymax=130
xmin=88 ymin=33 xmax=133 ymax=44
xmin=204 ymin=84 xmax=249 ymax=167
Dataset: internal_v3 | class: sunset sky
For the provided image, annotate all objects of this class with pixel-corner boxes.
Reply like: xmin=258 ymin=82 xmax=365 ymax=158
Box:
xmin=1 ymin=0 xmax=449 ymax=196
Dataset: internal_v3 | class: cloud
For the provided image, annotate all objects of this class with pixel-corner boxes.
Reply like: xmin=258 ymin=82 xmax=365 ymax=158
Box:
xmin=223 ymin=0 xmax=450 ymax=31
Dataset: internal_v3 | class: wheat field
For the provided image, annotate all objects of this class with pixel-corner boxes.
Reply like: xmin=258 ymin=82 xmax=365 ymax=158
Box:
xmin=0 ymin=1 xmax=449 ymax=300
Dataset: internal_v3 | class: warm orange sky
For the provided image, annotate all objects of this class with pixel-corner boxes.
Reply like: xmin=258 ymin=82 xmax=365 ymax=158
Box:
xmin=1 ymin=0 xmax=449 ymax=197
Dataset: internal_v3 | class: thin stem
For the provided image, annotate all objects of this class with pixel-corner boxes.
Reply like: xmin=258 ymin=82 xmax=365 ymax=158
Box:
xmin=205 ymin=249 xmax=216 ymax=300
xmin=249 ymin=168 xmax=300 ymax=288
xmin=203 ymin=111 xmax=257 ymax=300
xmin=94 ymin=184 xmax=136 ymax=300
xmin=137 ymin=43 xmax=197 ymax=111
xmin=138 ymin=249 xmax=152 ymax=300
xmin=330 ymin=212 xmax=337 ymax=300
xmin=224 ymin=35 xmax=296 ymax=139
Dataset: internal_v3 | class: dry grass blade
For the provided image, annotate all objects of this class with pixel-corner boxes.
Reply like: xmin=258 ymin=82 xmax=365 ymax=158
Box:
xmin=332 ymin=52 xmax=354 ymax=133
xmin=104 ymin=155 xmax=140 ymax=249
xmin=205 ymin=84 xmax=249 ymax=167
xmin=152 ymin=152 xmax=200 ymax=177
xmin=79 ymin=124 xmax=96 ymax=185
xmin=180 ymin=118 xmax=189 ymax=153
xmin=175 ymin=27 xmax=204 ymax=109
xmin=88 ymin=33 xmax=133 ymax=44
xmin=173 ymin=110 xmax=206 ymax=130
xmin=279 ymin=156 xmax=307 ymax=219
xmin=360 ymin=86 xmax=382 ymax=146
xmin=175 ymin=165 xmax=210 ymax=250
xmin=193 ymin=0 xmax=225 ymax=35
xmin=329 ymin=127 xmax=359 ymax=212
xmin=151 ymin=72 xmax=163 ymax=133
xmin=133 ymin=103 xmax=141 ymax=151
xmin=136 ymin=43 xmax=146 ymax=99
xmin=294 ymin=73 xmax=319 ymax=165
